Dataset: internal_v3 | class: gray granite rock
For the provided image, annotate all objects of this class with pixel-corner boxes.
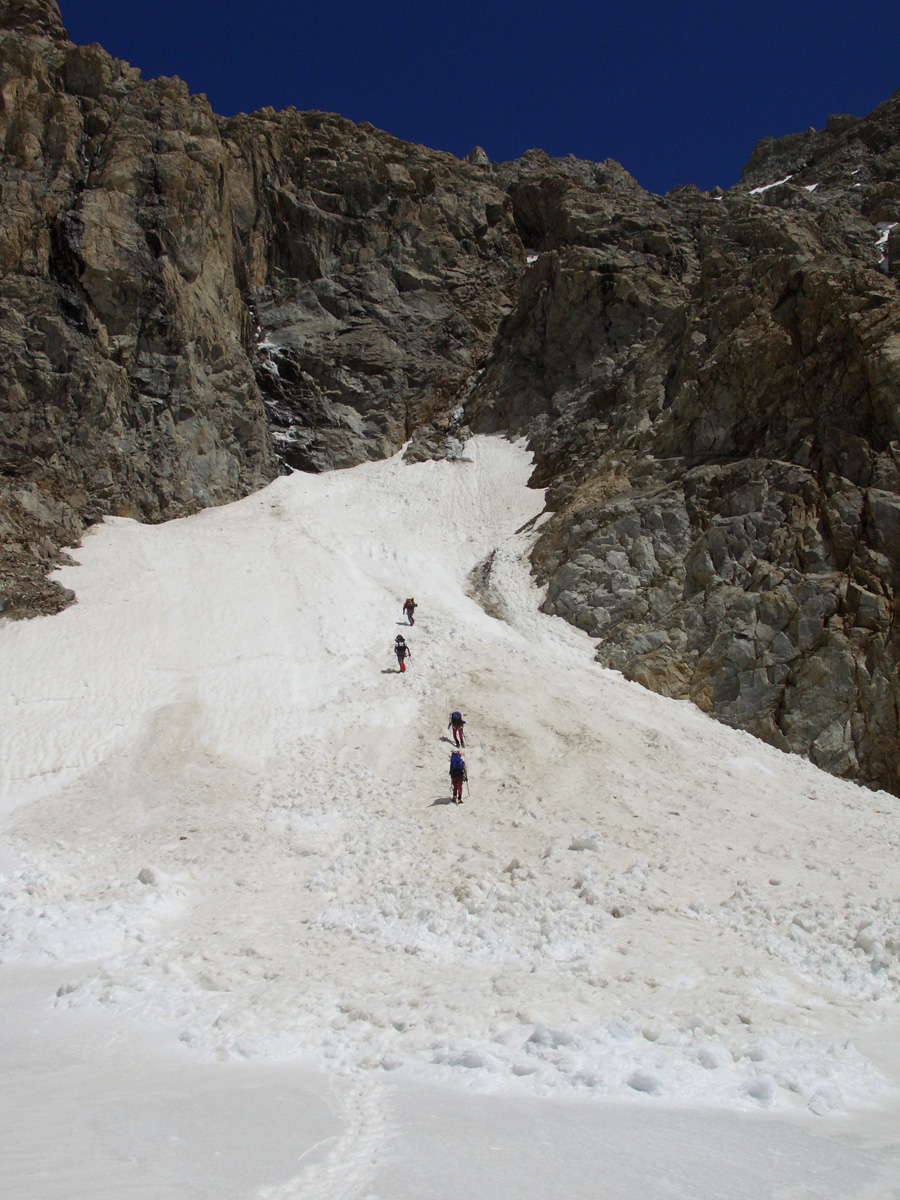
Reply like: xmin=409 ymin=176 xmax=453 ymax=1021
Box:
xmin=469 ymin=95 xmax=900 ymax=793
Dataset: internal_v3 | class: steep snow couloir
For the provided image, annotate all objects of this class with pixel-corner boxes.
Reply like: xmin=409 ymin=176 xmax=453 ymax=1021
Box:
xmin=1 ymin=436 xmax=900 ymax=1118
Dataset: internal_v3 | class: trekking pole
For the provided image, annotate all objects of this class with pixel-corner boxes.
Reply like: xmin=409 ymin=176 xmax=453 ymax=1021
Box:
xmin=465 ymin=775 xmax=470 ymax=798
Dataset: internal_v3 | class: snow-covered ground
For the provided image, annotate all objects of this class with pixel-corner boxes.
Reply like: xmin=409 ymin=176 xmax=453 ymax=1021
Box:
xmin=2 ymin=436 xmax=900 ymax=1198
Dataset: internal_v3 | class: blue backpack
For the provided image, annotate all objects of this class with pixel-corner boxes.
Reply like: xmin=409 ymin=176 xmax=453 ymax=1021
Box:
xmin=450 ymin=711 xmax=463 ymax=725
xmin=450 ymin=752 xmax=464 ymax=773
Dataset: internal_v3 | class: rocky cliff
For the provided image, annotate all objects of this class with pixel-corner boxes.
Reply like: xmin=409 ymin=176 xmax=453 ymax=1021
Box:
xmin=3 ymin=1 xmax=900 ymax=795
xmin=0 ymin=0 xmax=521 ymax=616
xmin=469 ymin=100 xmax=900 ymax=795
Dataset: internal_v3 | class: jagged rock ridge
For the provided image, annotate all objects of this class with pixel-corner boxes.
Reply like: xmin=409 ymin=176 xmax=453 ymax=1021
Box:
xmin=3 ymin=1 xmax=900 ymax=796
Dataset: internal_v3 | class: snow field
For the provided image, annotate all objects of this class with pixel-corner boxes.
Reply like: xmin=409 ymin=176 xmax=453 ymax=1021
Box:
xmin=1 ymin=436 xmax=900 ymax=1120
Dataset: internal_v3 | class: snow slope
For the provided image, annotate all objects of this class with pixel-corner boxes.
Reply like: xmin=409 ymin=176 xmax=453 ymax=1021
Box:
xmin=2 ymin=436 xmax=900 ymax=1196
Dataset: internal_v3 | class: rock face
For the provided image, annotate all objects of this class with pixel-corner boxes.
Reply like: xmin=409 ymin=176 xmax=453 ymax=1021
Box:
xmin=0 ymin=0 xmax=521 ymax=615
xmin=0 ymin=0 xmax=65 ymax=39
xmin=3 ymin=1 xmax=900 ymax=795
xmin=0 ymin=0 xmax=278 ymax=614
xmin=221 ymin=112 xmax=522 ymax=472
xmin=468 ymin=97 xmax=900 ymax=795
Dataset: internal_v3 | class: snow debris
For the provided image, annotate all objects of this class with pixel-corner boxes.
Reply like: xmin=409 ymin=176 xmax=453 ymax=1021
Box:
xmin=568 ymin=830 xmax=603 ymax=852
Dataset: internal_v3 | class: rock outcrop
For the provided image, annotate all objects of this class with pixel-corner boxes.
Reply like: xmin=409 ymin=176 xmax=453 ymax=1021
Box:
xmin=0 ymin=0 xmax=279 ymax=614
xmin=0 ymin=0 xmax=66 ymax=39
xmin=221 ymin=108 xmax=522 ymax=472
xmin=3 ymin=0 xmax=900 ymax=795
xmin=0 ymin=0 xmax=521 ymax=615
xmin=468 ymin=98 xmax=900 ymax=794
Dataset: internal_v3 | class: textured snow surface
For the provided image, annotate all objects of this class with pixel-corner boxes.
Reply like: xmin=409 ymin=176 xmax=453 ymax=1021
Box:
xmin=3 ymin=436 xmax=900 ymax=1196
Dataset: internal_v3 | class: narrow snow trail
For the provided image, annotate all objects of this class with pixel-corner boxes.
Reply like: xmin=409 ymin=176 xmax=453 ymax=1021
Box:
xmin=2 ymin=436 xmax=900 ymax=1197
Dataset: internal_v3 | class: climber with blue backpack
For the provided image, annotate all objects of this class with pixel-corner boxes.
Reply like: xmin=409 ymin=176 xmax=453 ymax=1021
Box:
xmin=449 ymin=750 xmax=467 ymax=804
xmin=448 ymin=711 xmax=466 ymax=747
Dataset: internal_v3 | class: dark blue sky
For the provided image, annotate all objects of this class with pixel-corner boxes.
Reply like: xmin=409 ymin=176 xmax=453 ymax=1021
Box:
xmin=62 ymin=1 xmax=899 ymax=195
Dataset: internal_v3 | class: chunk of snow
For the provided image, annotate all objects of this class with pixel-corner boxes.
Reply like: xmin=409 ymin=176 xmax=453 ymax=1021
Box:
xmin=569 ymin=831 xmax=602 ymax=852
xmin=696 ymin=1043 xmax=733 ymax=1070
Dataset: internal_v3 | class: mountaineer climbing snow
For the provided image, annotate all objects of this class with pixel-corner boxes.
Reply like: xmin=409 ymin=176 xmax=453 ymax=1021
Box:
xmin=394 ymin=634 xmax=411 ymax=672
xmin=449 ymin=749 xmax=468 ymax=804
xmin=448 ymin=711 xmax=466 ymax=747
xmin=403 ymin=597 xmax=417 ymax=625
